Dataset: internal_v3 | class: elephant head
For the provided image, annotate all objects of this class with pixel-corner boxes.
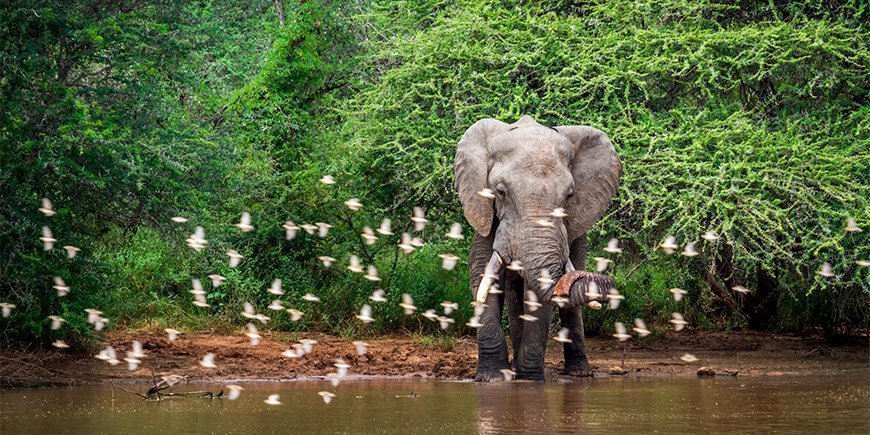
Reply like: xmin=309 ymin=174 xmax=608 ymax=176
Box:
xmin=454 ymin=115 xmax=621 ymax=380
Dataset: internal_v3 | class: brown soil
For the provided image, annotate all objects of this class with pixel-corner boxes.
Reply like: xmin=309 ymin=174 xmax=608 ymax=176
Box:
xmin=2 ymin=330 xmax=867 ymax=388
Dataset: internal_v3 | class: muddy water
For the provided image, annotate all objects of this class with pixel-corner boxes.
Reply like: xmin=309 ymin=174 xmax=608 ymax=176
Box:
xmin=2 ymin=374 xmax=868 ymax=434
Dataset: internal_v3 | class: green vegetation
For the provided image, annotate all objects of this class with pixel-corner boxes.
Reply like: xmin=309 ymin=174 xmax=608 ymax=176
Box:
xmin=1 ymin=0 xmax=866 ymax=348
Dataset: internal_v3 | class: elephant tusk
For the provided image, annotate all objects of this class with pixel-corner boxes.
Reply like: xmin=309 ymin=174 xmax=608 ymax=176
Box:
xmin=476 ymin=252 xmax=504 ymax=303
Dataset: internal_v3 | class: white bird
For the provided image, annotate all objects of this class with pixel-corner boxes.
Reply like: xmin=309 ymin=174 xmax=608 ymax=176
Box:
xmin=267 ymin=300 xmax=284 ymax=311
xmin=268 ymin=279 xmax=284 ymax=295
xmin=732 ymin=285 xmax=750 ymax=294
xmin=857 ymin=260 xmax=870 ymax=267
xmin=506 ymin=261 xmax=524 ymax=272
xmin=681 ymin=242 xmax=699 ymax=257
xmin=441 ymin=301 xmax=459 ymax=315
xmin=613 ymin=322 xmax=631 ymax=341
xmin=344 ymin=198 xmax=363 ymax=211
xmin=192 ymin=292 xmax=209 ymax=308
xmin=299 ymin=339 xmax=318 ymax=354
xmin=551 ymin=296 xmax=569 ymax=308
xmin=701 ymin=230 xmax=719 ymax=241
xmin=235 ymin=212 xmax=253 ymax=232
xmin=364 ymin=265 xmax=380 ymax=281
xmin=659 ymin=236 xmax=678 ymax=254
xmin=326 ymin=372 xmax=341 ymax=387
xmin=53 ymin=277 xmax=70 ymax=297
xmin=63 ymin=245 xmax=81 ymax=258
xmin=84 ymin=308 xmax=103 ymax=324
xmin=519 ymin=314 xmax=537 ymax=322
xmin=680 ymin=353 xmax=699 ymax=363
xmin=845 ymin=217 xmax=861 ymax=232
xmin=399 ymin=294 xmax=417 ymax=315
xmin=128 ymin=341 xmax=145 ymax=358
xmin=48 ymin=315 xmax=65 ymax=330
xmin=93 ymin=316 xmax=108 ymax=331
xmin=186 ymin=226 xmax=207 ymax=251
xmin=411 ymin=207 xmax=428 ymax=232
xmin=466 ymin=316 xmax=483 ymax=328
xmin=488 ymin=283 xmax=503 ymax=295
xmin=95 ymin=346 xmax=120 ymax=365
xmin=446 ymin=223 xmax=464 ymax=240
xmin=353 ymin=341 xmax=369 ymax=356
xmin=604 ymin=238 xmax=622 ymax=254
xmin=52 ymin=340 xmax=69 ymax=349
xmin=191 ymin=279 xmax=205 ymax=295
xmin=607 ymin=288 xmax=624 ymax=309
xmin=398 ymin=232 xmax=416 ymax=254
xmin=361 ymin=226 xmax=378 ymax=245
xmin=524 ymin=291 xmax=541 ymax=312
xmin=500 ymin=369 xmax=516 ymax=381
xmin=537 ymin=270 xmax=554 ymax=291
xmin=670 ymin=312 xmax=688 ymax=331
xmin=670 ymin=288 xmax=688 ymax=301
xmin=356 ymin=304 xmax=374 ymax=323
xmin=553 ymin=327 xmax=572 ymax=343
xmin=633 ymin=318 xmax=651 ymax=337
xmin=246 ymin=323 xmax=261 ymax=345
xmin=347 ymin=255 xmax=364 ymax=273
xmin=376 ymin=219 xmax=393 ymax=236
xmin=171 ymin=216 xmax=188 ymax=223
xmin=817 ymin=262 xmax=834 ymax=278
xmin=165 ymin=328 xmax=181 ymax=341
xmin=318 ymin=256 xmax=336 ymax=268
xmin=594 ymin=257 xmax=611 ymax=272
xmin=226 ymin=385 xmax=244 ymax=400
xmin=587 ymin=301 xmax=603 ymax=310
xmin=439 ymin=253 xmax=459 ymax=270
xmin=421 ymin=309 xmax=438 ymax=321
xmin=316 ymin=222 xmax=332 ymax=238
xmin=436 ymin=316 xmax=454 ymax=330
xmin=199 ymin=353 xmax=217 ymax=368
xmin=535 ymin=218 xmax=555 ymax=228
xmin=124 ymin=356 xmax=141 ymax=371
xmin=334 ymin=359 xmax=351 ymax=377
xmin=283 ymin=221 xmax=300 ymax=240
xmin=369 ymin=289 xmax=387 ymax=303
xmin=40 ymin=226 xmax=56 ymax=250
xmin=319 ymin=175 xmax=336 ymax=185
xmin=241 ymin=302 xmax=257 ymax=319
xmin=300 ymin=224 xmax=317 ymax=235
xmin=411 ymin=236 xmax=425 ymax=247
xmin=227 ymin=250 xmax=244 ymax=268
xmin=586 ymin=281 xmax=601 ymax=300
xmin=264 ymin=394 xmax=282 ymax=405
xmin=477 ymin=188 xmax=495 ymax=199
xmin=39 ymin=198 xmax=56 ymax=217
xmin=302 ymin=293 xmax=321 ymax=303
xmin=550 ymin=207 xmax=568 ymax=218
xmin=208 ymin=274 xmax=226 ymax=287
xmin=318 ymin=391 xmax=336 ymax=404
xmin=286 ymin=308 xmax=304 ymax=321
xmin=282 ymin=349 xmax=302 ymax=358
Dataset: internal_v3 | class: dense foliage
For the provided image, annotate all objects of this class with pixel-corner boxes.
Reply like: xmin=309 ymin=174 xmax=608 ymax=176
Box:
xmin=1 ymin=0 xmax=866 ymax=348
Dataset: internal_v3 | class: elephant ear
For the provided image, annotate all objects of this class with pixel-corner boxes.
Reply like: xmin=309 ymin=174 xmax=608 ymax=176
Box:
xmin=554 ymin=126 xmax=622 ymax=240
xmin=454 ymin=118 xmax=508 ymax=237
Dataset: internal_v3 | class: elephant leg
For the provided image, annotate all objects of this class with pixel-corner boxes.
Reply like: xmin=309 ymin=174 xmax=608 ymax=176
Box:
xmin=470 ymin=233 xmax=510 ymax=381
xmin=562 ymin=235 xmax=593 ymax=375
xmin=515 ymin=301 xmax=554 ymax=381
xmin=504 ymin=276 xmax=524 ymax=368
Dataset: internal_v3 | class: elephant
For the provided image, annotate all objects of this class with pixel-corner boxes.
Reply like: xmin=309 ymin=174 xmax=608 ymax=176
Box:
xmin=454 ymin=115 xmax=622 ymax=381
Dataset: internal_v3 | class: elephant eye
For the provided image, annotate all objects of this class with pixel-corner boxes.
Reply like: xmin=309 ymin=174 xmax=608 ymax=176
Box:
xmin=566 ymin=189 xmax=574 ymax=201
xmin=495 ymin=184 xmax=507 ymax=198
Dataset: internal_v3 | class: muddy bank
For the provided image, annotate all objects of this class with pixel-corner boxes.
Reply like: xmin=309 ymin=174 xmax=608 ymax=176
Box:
xmin=2 ymin=330 xmax=867 ymax=388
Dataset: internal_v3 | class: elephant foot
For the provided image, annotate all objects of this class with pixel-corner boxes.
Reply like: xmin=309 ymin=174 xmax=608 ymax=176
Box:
xmin=563 ymin=361 xmax=595 ymax=377
xmin=515 ymin=369 xmax=546 ymax=382
xmin=475 ymin=369 xmax=510 ymax=382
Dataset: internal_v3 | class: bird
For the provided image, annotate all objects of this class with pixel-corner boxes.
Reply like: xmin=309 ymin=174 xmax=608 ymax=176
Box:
xmin=286 ymin=308 xmax=304 ymax=321
xmin=186 ymin=226 xmax=207 ymax=251
xmin=352 ymin=341 xmax=369 ymax=356
xmin=318 ymin=391 xmax=336 ymax=404
xmin=191 ymin=279 xmax=205 ymax=295
xmin=537 ymin=270 xmax=554 ymax=291
xmin=551 ymin=296 xmax=569 ymax=308
xmin=398 ymin=233 xmax=416 ymax=254
xmin=604 ymin=238 xmax=622 ymax=254
xmin=817 ymin=262 xmax=834 ymax=278
xmin=369 ymin=289 xmax=387 ymax=303
xmin=421 ymin=309 xmax=438 ymax=321
xmin=364 ymin=265 xmax=380 ymax=281
xmin=477 ymin=188 xmax=495 ymax=199
xmin=659 ymin=236 xmax=678 ymax=254
xmin=550 ymin=208 xmax=568 ymax=218
xmin=680 ymin=353 xmax=699 ymax=363
xmin=128 ymin=341 xmax=146 ymax=358
xmin=633 ymin=318 xmax=651 ymax=337
xmin=670 ymin=288 xmax=688 ymax=301
xmin=500 ymin=369 xmax=516 ymax=381
xmin=326 ymin=372 xmax=342 ymax=387
xmin=441 ymin=301 xmax=459 ymax=315
xmin=246 ymin=323 xmax=261 ymax=345
xmin=466 ymin=316 xmax=483 ymax=328
xmin=241 ymin=302 xmax=257 ymax=319
xmin=124 ymin=356 xmax=141 ymax=371
xmin=63 ymin=245 xmax=81 ymax=258
xmin=845 ymin=217 xmax=861 ymax=232
xmin=399 ymin=294 xmax=416 ymax=315
xmin=53 ymin=277 xmax=70 ymax=297
xmin=199 ymin=353 xmax=217 ymax=368
xmin=52 ymin=340 xmax=69 ymax=349
xmin=411 ymin=236 xmax=425 ymax=247
xmin=586 ymin=281 xmax=601 ymax=300
xmin=300 ymin=224 xmax=318 ymax=235
xmin=235 ymin=212 xmax=253 ymax=232
xmin=439 ymin=253 xmax=460 ymax=270
xmin=227 ymin=250 xmax=244 ymax=268
xmin=264 ymin=394 xmax=282 ymax=405
xmin=376 ymin=219 xmax=393 ymax=236
xmin=171 ymin=216 xmax=188 ymax=223
xmin=411 ymin=207 xmax=428 ymax=232
xmin=701 ymin=230 xmax=719 ymax=241
xmin=553 ymin=327 xmax=572 ymax=343
xmin=299 ymin=339 xmax=318 ymax=354
xmin=208 ymin=274 xmax=226 ymax=287
xmin=670 ymin=312 xmax=688 ymax=331
xmin=344 ymin=198 xmax=362 ymax=211
xmin=594 ymin=257 xmax=611 ymax=272
xmin=732 ymin=285 xmax=750 ymax=294
xmin=436 ymin=316 xmax=454 ymax=330
xmin=519 ymin=314 xmax=537 ymax=322
xmin=319 ymin=175 xmax=336 ymax=185
xmin=268 ymin=279 xmax=284 ymax=295
xmin=226 ymin=385 xmax=244 ymax=400
xmin=356 ymin=304 xmax=374 ymax=323
xmin=267 ymin=300 xmax=284 ymax=311
xmin=334 ymin=359 xmax=351 ymax=377
xmin=524 ymin=291 xmax=541 ymax=312
xmin=347 ymin=255 xmax=364 ymax=273
xmin=857 ymin=260 xmax=870 ymax=267
xmin=299 ymin=293 xmax=320 ymax=303
xmin=165 ymin=328 xmax=181 ymax=341
xmin=681 ymin=242 xmax=699 ymax=257
xmin=192 ymin=292 xmax=209 ymax=308
xmin=361 ymin=227 xmax=378 ymax=245
xmin=506 ymin=261 xmax=524 ymax=272
xmin=283 ymin=221 xmax=300 ymax=240
xmin=84 ymin=308 xmax=103 ymax=324
xmin=39 ymin=198 xmax=56 ymax=217
xmin=587 ymin=301 xmax=603 ymax=310
xmin=48 ymin=315 xmax=65 ymax=330
xmin=613 ymin=322 xmax=631 ymax=341
xmin=535 ymin=218 xmax=555 ymax=228
xmin=40 ymin=226 xmax=56 ymax=250
xmin=316 ymin=222 xmax=332 ymax=238
xmin=487 ymin=283 xmax=503 ymax=295
xmin=446 ymin=223 xmax=464 ymax=240
xmin=95 ymin=346 xmax=120 ymax=365
xmin=318 ymin=256 xmax=336 ymax=268
xmin=281 ymin=348 xmax=302 ymax=358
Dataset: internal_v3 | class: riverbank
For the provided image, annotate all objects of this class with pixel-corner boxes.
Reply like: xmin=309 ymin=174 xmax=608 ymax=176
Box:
xmin=2 ymin=330 xmax=867 ymax=388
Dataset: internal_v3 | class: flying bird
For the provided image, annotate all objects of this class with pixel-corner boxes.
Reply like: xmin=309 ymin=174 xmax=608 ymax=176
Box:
xmin=319 ymin=175 xmax=336 ymax=185
xmin=227 ymin=250 xmax=244 ymax=268
xmin=550 ymin=208 xmax=568 ymax=218
xmin=40 ymin=226 xmax=56 ymax=250
xmin=681 ymin=242 xmax=699 ymax=257
xmin=613 ymin=322 xmax=631 ymax=341
xmin=165 ymin=328 xmax=181 ymax=341
xmin=63 ymin=245 xmax=81 ymax=258
xmin=186 ymin=226 xmax=207 ymax=251
xmin=817 ymin=262 xmax=834 ymax=278
xmin=524 ymin=291 xmax=541 ymax=312
xmin=264 ymin=394 xmax=282 ymax=405
xmin=376 ymin=219 xmax=393 ymax=236
xmin=732 ymin=285 xmax=750 ymax=294
xmin=369 ymin=289 xmax=387 ymax=303
xmin=476 ymin=189 xmax=495 ymax=199
xmin=267 ymin=300 xmax=284 ymax=311
xmin=411 ymin=207 xmax=428 ymax=231
xmin=300 ymin=224 xmax=317 ymax=235
xmin=235 ymin=212 xmax=253 ymax=232
xmin=347 ymin=255 xmax=363 ymax=273
xmin=344 ymin=198 xmax=362 ymax=211
xmin=334 ymin=359 xmax=351 ymax=377
xmin=361 ymin=226 xmax=378 ymax=245
xmin=208 ymin=274 xmax=226 ymax=287
xmin=398 ymin=233 xmax=416 ymax=254
xmin=659 ymin=236 xmax=678 ymax=254
xmin=364 ymin=265 xmax=380 ymax=281
xmin=356 ymin=304 xmax=374 ymax=323
xmin=519 ymin=314 xmax=538 ymax=322
xmin=302 ymin=293 xmax=321 ymax=303
xmin=52 ymin=340 xmax=69 ymax=349
xmin=199 ymin=353 xmax=217 ymax=368
xmin=286 ymin=308 xmax=304 ymax=321
xmin=48 ymin=315 xmax=65 ymax=330
xmin=670 ymin=312 xmax=688 ymax=331
xmin=318 ymin=391 xmax=336 ymax=404
xmin=553 ymin=327 xmax=572 ymax=343
xmin=53 ymin=277 xmax=70 ymax=297
xmin=352 ymin=341 xmax=369 ymax=356
xmin=283 ymin=221 xmax=300 ymax=240
xmin=399 ymin=294 xmax=416 ymax=315
xmin=436 ymin=316 xmax=454 ymax=330
xmin=171 ymin=216 xmax=188 ymax=223
xmin=701 ymin=230 xmax=719 ymax=241
xmin=506 ymin=261 xmax=524 ymax=272
xmin=318 ymin=256 xmax=336 ymax=268
xmin=537 ymin=270 xmax=554 ymax=291
xmin=446 ymin=223 xmax=464 ymax=240
xmin=39 ymin=198 xmax=56 ymax=217
xmin=680 ymin=353 xmax=699 ymax=363
xmin=632 ymin=318 xmax=651 ymax=337
xmin=670 ymin=288 xmax=687 ymax=301
xmin=594 ymin=257 xmax=611 ymax=272
xmin=95 ymin=346 xmax=120 ymax=365
xmin=440 ymin=301 xmax=459 ymax=315
xmin=500 ymin=369 xmax=516 ymax=381
xmin=268 ymin=279 xmax=284 ymax=295
xmin=438 ymin=253 xmax=459 ymax=270
xmin=226 ymin=385 xmax=244 ymax=400
xmin=316 ymin=222 xmax=332 ymax=238
xmin=466 ymin=316 xmax=483 ymax=328
xmin=246 ymin=323 xmax=261 ymax=345
xmin=845 ymin=217 xmax=861 ymax=232
xmin=604 ymin=238 xmax=622 ymax=254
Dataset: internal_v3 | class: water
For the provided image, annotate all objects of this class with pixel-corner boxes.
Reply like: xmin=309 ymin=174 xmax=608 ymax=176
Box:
xmin=2 ymin=375 xmax=868 ymax=434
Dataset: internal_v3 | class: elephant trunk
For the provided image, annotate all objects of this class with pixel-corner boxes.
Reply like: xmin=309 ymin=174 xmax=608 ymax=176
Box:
xmin=553 ymin=271 xmax=616 ymax=309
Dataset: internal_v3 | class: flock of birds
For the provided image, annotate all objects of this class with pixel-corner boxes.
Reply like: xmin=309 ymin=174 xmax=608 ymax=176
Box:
xmin=1 ymin=178 xmax=865 ymax=404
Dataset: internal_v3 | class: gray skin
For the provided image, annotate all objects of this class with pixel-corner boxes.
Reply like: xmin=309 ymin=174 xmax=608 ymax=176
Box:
xmin=455 ymin=115 xmax=621 ymax=381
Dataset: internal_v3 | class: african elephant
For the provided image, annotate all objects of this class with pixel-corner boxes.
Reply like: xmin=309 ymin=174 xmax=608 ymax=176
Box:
xmin=454 ymin=115 xmax=621 ymax=381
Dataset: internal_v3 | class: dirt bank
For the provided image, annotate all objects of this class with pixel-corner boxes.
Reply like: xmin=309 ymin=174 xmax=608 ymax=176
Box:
xmin=2 ymin=330 xmax=867 ymax=388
